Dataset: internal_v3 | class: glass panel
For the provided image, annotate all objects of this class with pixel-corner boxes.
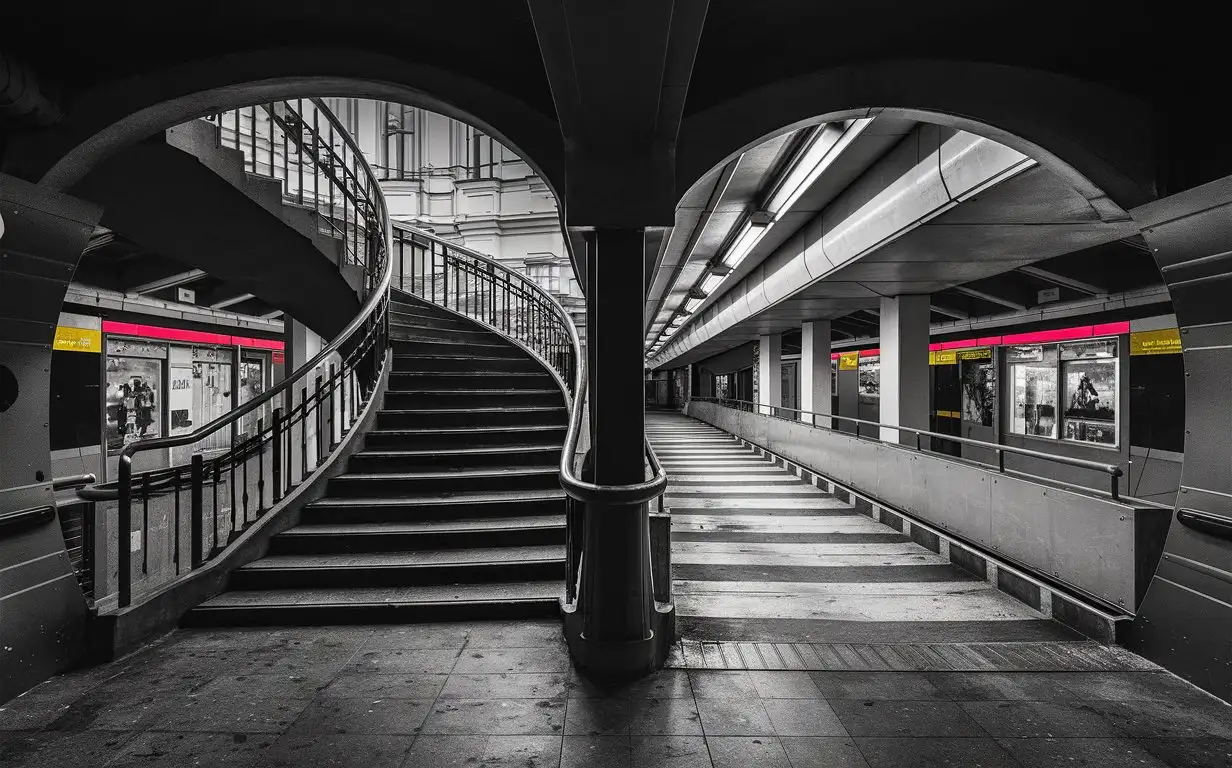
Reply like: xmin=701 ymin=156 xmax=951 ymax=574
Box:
xmin=105 ymin=356 xmax=164 ymax=454
xmin=960 ymin=359 xmax=996 ymax=427
xmin=1062 ymin=358 xmax=1118 ymax=445
xmin=1011 ymin=363 xmax=1058 ymax=437
xmin=858 ymin=356 xmax=880 ymax=399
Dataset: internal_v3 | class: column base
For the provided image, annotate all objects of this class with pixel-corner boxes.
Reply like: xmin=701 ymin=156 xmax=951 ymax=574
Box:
xmin=561 ymin=599 xmax=676 ymax=681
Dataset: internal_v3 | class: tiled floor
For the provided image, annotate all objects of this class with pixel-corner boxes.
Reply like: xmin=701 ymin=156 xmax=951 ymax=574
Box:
xmin=2 ymin=620 xmax=1230 ymax=767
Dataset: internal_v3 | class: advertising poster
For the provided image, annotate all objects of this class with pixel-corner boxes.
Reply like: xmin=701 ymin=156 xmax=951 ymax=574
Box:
xmin=858 ymin=356 xmax=880 ymax=397
xmin=961 ymin=360 xmax=996 ymax=427
xmin=1012 ymin=364 xmax=1057 ymax=438
xmin=1062 ymin=359 xmax=1117 ymax=444
xmin=169 ymin=366 xmax=194 ymax=435
xmin=104 ymin=356 xmax=163 ymax=453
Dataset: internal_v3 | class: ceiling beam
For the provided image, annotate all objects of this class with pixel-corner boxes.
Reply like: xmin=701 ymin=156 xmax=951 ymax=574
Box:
xmin=1016 ymin=265 xmax=1106 ymax=296
xmin=130 ymin=268 xmax=207 ymax=295
xmin=210 ymin=293 xmax=256 ymax=310
xmin=952 ymin=285 xmax=1026 ymax=311
xmin=930 ymin=303 xmax=969 ymax=320
xmin=259 ymin=309 xmax=285 ymax=320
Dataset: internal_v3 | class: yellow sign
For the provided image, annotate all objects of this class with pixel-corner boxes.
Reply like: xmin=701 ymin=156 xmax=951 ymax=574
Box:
xmin=956 ymin=348 xmax=992 ymax=361
xmin=53 ymin=326 xmax=101 ymax=353
xmin=930 ymin=350 xmax=957 ymax=366
xmin=935 ymin=409 xmax=961 ymax=419
xmin=838 ymin=352 xmax=859 ymax=370
xmin=1131 ymin=328 xmax=1182 ymax=356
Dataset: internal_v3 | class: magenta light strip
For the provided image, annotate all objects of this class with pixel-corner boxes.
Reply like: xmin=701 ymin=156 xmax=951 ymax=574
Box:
xmin=102 ymin=321 xmax=284 ymax=351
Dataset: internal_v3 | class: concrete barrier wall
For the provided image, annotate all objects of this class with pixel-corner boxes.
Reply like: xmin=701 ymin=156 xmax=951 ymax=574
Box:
xmin=687 ymin=401 xmax=1170 ymax=611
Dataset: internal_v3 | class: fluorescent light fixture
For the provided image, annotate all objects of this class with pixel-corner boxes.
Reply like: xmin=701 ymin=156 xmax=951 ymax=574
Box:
xmin=685 ymin=297 xmax=705 ymax=313
xmin=670 ymin=316 xmax=687 ymax=327
xmin=722 ymin=218 xmax=771 ymax=271
xmin=700 ymin=273 xmax=725 ymax=294
xmin=764 ymin=118 xmax=873 ymax=221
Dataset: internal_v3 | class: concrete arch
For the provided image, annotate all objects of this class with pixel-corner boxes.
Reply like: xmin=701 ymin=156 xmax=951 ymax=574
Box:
xmin=676 ymin=59 xmax=1158 ymax=217
xmin=2 ymin=46 xmax=566 ymax=203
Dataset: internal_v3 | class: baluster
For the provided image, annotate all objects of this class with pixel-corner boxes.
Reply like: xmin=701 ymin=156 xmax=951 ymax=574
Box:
xmin=300 ymin=385 xmax=309 ymax=480
xmin=172 ymin=468 xmax=181 ymax=572
xmin=141 ymin=472 xmax=150 ymax=575
xmin=329 ymin=363 xmax=338 ymax=447
xmin=230 ymin=442 xmax=239 ymax=539
xmin=212 ymin=461 xmax=222 ymax=557
xmin=272 ymin=407 xmax=284 ymax=503
xmin=118 ymin=459 xmax=132 ymax=608
xmin=257 ymin=417 xmax=266 ymax=514
xmin=241 ymin=435 xmax=250 ymax=528
xmin=191 ymin=454 xmax=204 ymax=569
xmin=315 ymin=374 xmax=326 ymax=465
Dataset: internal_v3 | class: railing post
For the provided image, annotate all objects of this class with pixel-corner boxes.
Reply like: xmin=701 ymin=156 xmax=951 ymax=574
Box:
xmin=998 ymin=448 xmax=1006 ymax=473
xmin=1111 ymin=473 xmax=1120 ymax=501
xmin=315 ymin=374 xmax=326 ymax=465
xmin=272 ymin=407 xmax=284 ymax=503
xmin=328 ymin=363 xmax=338 ymax=449
xmin=190 ymin=454 xmax=204 ymax=569
xmin=118 ymin=458 xmax=132 ymax=609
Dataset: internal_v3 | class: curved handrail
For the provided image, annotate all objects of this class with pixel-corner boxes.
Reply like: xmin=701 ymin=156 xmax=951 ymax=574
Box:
xmin=114 ymin=99 xmax=391 ymax=469
xmin=389 ymin=221 xmax=580 ymax=398
xmin=691 ymin=396 xmax=1124 ymax=498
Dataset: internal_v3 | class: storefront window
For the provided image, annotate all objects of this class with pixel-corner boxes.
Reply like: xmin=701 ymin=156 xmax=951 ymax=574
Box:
xmin=1060 ymin=339 xmax=1118 ymax=445
xmin=105 ymin=355 xmax=164 ymax=454
xmin=1009 ymin=345 xmax=1058 ymax=438
xmin=858 ymin=355 xmax=880 ymax=400
xmin=959 ymin=351 xmax=996 ymax=427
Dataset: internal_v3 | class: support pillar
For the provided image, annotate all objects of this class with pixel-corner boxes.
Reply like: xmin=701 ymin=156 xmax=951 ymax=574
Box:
xmin=0 ymin=174 xmax=100 ymax=703
xmin=878 ymin=296 xmax=930 ymax=444
xmin=757 ymin=333 xmax=782 ymax=414
xmin=567 ymin=226 xmax=670 ymax=679
xmin=801 ymin=320 xmax=832 ymax=427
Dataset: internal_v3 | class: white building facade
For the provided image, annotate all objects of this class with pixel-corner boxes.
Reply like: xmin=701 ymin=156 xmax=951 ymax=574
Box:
xmin=325 ymin=99 xmax=586 ymax=340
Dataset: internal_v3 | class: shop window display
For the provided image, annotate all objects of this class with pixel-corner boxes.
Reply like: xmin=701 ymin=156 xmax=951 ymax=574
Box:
xmin=960 ymin=352 xmax=996 ymax=427
xmin=105 ymin=356 xmax=163 ymax=453
xmin=1007 ymin=338 xmax=1119 ymax=446
xmin=1009 ymin=345 xmax=1058 ymax=438
xmin=858 ymin=356 xmax=880 ymax=398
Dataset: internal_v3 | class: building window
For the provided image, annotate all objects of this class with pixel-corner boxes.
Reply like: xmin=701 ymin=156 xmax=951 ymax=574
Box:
xmin=383 ymin=104 xmax=416 ymax=180
xmin=467 ymin=127 xmax=499 ymax=179
xmin=526 ymin=261 xmax=561 ymax=295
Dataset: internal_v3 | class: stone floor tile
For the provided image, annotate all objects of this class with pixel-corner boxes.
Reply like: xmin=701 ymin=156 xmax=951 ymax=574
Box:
xmin=261 ymin=733 xmax=415 ymax=768
xmin=400 ymin=734 xmax=489 ymax=767
xmin=686 ymin=671 xmax=756 ymax=699
xmin=961 ymin=701 xmax=1122 ymax=738
xmin=925 ymin=672 xmax=1078 ymax=701
xmin=564 ymin=698 xmax=636 ymax=735
xmin=1059 ymin=672 xmax=1224 ymax=705
xmin=1136 ymin=737 xmax=1232 ymax=768
xmin=453 ymin=647 xmax=572 ymax=674
xmin=570 ymin=669 xmax=693 ymax=699
xmin=346 ymin=648 xmax=460 ymax=674
xmin=778 ymin=736 xmax=871 ymax=768
xmin=830 ymin=700 xmax=984 ymax=738
xmin=695 ymin=698 xmax=775 ymax=736
xmin=106 ymin=731 xmax=277 ymax=767
xmin=628 ymin=698 xmax=704 ymax=736
xmin=811 ymin=672 xmax=946 ymax=701
xmin=40 ymin=679 xmax=197 ymax=733
xmin=561 ymin=734 xmax=633 ymax=768
xmin=191 ymin=670 xmax=330 ymax=700
xmin=440 ymin=673 xmax=568 ymax=700
xmin=321 ymin=672 xmax=448 ymax=699
xmin=853 ymin=737 xmax=1018 ymax=768
xmin=706 ymin=735 xmax=792 ymax=768
xmin=995 ymin=736 xmax=1171 ymax=768
xmin=222 ymin=647 xmax=357 ymax=686
xmin=631 ymin=735 xmax=714 ymax=768
xmin=284 ymin=696 xmax=433 ymax=736
xmin=761 ymin=698 xmax=847 ymax=736
xmin=748 ymin=671 xmax=822 ymax=699
xmin=464 ymin=620 xmax=565 ymax=648
xmin=479 ymin=734 xmax=563 ymax=768
xmin=149 ymin=694 xmax=313 ymax=734
xmin=1085 ymin=699 xmax=1232 ymax=739
xmin=421 ymin=698 xmax=566 ymax=735
xmin=0 ymin=728 xmax=140 ymax=768
xmin=362 ymin=624 xmax=471 ymax=650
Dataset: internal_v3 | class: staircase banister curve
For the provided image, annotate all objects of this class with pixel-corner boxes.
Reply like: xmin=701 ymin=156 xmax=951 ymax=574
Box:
xmin=97 ymin=96 xmax=393 ymax=490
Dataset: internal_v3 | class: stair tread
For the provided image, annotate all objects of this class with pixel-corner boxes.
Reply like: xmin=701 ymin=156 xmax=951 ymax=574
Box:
xmin=310 ymin=489 xmax=565 ymax=507
xmin=386 ymin=389 xmax=559 ymax=394
xmin=195 ymin=582 xmax=563 ymax=609
xmin=393 ymin=354 xmax=533 ymax=361
xmin=283 ymin=515 xmax=567 ymax=536
xmin=393 ymin=371 xmax=546 ymax=376
xmin=335 ymin=466 xmax=558 ymax=480
xmin=241 ymin=545 xmax=567 ymax=570
xmin=357 ymin=444 xmax=560 ymax=458
xmin=381 ymin=406 xmax=564 ymax=414
xmin=370 ymin=425 xmax=563 ymax=436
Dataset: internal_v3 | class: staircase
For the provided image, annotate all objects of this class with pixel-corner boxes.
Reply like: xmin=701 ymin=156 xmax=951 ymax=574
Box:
xmin=187 ymin=291 xmax=568 ymax=624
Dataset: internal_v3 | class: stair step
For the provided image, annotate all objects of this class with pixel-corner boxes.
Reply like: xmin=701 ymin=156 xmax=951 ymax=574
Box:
xmin=392 ymin=354 xmax=542 ymax=373
xmin=383 ymin=390 xmax=563 ymax=409
xmin=388 ymin=372 xmax=554 ymax=391
xmin=271 ymin=515 xmax=566 ymax=553
xmin=328 ymin=466 xmax=561 ymax=495
xmin=228 ymin=546 xmax=565 ymax=589
xmin=303 ymin=489 xmax=566 ymax=523
xmin=349 ymin=444 xmax=561 ymax=471
xmin=377 ymin=406 xmax=566 ymax=429
xmin=185 ymin=582 xmax=563 ymax=626
xmin=390 ymin=309 xmax=478 ymax=330
xmin=365 ymin=424 xmax=567 ymax=449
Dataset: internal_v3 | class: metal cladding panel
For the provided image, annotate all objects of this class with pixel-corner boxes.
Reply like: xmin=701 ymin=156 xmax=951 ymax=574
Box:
xmin=1041 ymin=487 xmax=1140 ymax=610
xmin=1178 ymin=336 xmax=1232 ymax=496
xmin=802 ymin=215 xmax=837 ymax=279
xmin=744 ymin=264 xmax=771 ymax=316
xmin=819 ymin=125 xmax=952 ymax=270
xmin=761 ymin=235 xmax=815 ymax=306
xmin=922 ymin=459 xmax=994 ymax=547
xmin=937 ymin=128 xmax=1032 ymax=199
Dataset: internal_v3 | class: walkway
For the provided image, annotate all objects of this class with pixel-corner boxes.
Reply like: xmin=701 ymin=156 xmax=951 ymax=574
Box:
xmin=3 ymin=619 xmax=1230 ymax=767
xmin=647 ymin=411 xmax=1069 ymax=645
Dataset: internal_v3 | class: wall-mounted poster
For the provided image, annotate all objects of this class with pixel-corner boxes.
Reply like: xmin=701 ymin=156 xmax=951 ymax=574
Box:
xmin=858 ymin=356 xmax=880 ymax=397
xmin=1062 ymin=358 xmax=1117 ymax=444
xmin=169 ymin=366 xmax=194 ymax=436
xmin=961 ymin=359 xmax=996 ymax=427
xmin=105 ymin=356 xmax=163 ymax=454
xmin=831 ymin=359 xmax=838 ymax=396
xmin=1012 ymin=363 xmax=1057 ymax=438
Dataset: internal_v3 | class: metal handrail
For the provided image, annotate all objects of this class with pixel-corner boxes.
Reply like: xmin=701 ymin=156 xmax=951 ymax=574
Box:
xmin=52 ymin=473 xmax=97 ymax=492
xmin=390 ymin=222 xmax=579 ymax=397
xmin=692 ymin=396 xmax=1124 ymax=500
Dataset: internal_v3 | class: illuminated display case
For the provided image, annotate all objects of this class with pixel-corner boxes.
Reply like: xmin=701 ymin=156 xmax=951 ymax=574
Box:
xmin=1006 ymin=338 xmax=1119 ymax=446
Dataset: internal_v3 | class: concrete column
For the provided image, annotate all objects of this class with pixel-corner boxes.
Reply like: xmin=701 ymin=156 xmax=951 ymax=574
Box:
xmin=0 ymin=174 xmax=100 ymax=702
xmin=879 ymin=295 xmax=931 ymax=444
xmin=801 ymin=320 xmax=832 ymax=427
xmin=757 ymin=333 xmax=782 ymax=415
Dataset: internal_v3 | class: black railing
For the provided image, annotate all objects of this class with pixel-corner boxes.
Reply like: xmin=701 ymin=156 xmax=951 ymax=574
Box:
xmin=390 ymin=224 xmax=577 ymax=395
xmin=691 ymin=396 xmax=1125 ymax=501
xmin=80 ymin=98 xmax=391 ymax=611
